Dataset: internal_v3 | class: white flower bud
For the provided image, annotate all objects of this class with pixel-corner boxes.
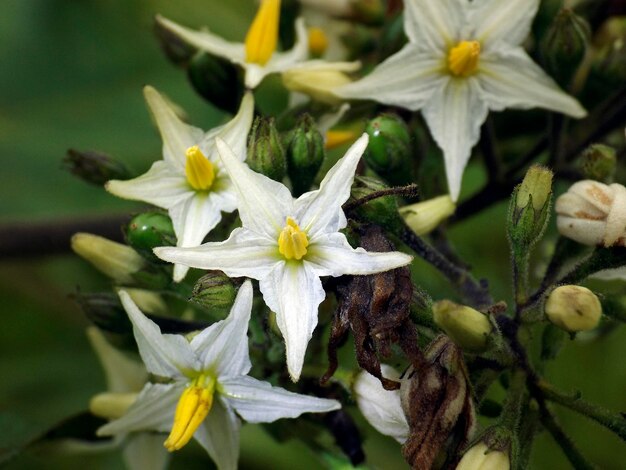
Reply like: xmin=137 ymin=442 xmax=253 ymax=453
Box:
xmin=282 ymin=61 xmax=360 ymax=105
xmin=353 ymin=365 xmax=409 ymax=444
xmin=72 ymin=233 xmax=145 ymax=284
xmin=556 ymin=180 xmax=626 ymax=247
xmin=545 ymin=285 xmax=602 ymax=332
xmin=399 ymin=195 xmax=456 ymax=236
xmin=456 ymin=442 xmax=510 ymax=470
xmin=432 ymin=300 xmax=492 ymax=352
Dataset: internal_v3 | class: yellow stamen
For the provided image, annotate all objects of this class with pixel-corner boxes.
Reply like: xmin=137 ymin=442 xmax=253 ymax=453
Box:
xmin=308 ymin=27 xmax=329 ymax=57
xmin=278 ymin=217 xmax=309 ymax=260
xmin=185 ymin=146 xmax=215 ymax=191
xmin=164 ymin=375 xmax=216 ymax=452
xmin=447 ymin=41 xmax=481 ymax=77
xmin=245 ymin=0 xmax=281 ymax=65
xmin=325 ymin=130 xmax=358 ymax=150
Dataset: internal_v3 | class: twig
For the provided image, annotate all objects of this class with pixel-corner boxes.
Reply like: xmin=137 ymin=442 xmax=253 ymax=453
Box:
xmin=343 ymin=184 xmax=419 ymax=213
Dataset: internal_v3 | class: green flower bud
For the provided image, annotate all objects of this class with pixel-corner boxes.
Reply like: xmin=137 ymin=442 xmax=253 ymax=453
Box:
xmin=187 ymin=52 xmax=243 ymax=114
xmin=285 ymin=114 xmax=325 ymax=196
xmin=191 ymin=271 xmax=237 ymax=312
xmin=432 ymin=300 xmax=492 ymax=352
xmin=579 ymin=144 xmax=616 ymax=183
xmin=350 ymin=176 xmax=402 ymax=231
xmin=125 ymin=211 xmax=176 ymax=256
xmin=508 ymin=165 xmax=553 ymax=250
xmin=541 ymin=8 xmax=590 ymax=87
xmin=589 ymin=18 xmax=626 ymax=92
xmin=399 ymin=195 xmax=455 ymax=236
xmin=545 ymin=285 xmax=602 ymax=333
xmin=153 ymin=18 xmax=197 ymax=67
xmin=64 ymin=149 xmax=131 ymax=186
xmin=364 ymin=114 xmax=413 ymax=186
xmin=247 ymin=116 xmax=286 ymax=182
xmin=456 ymin=442 xmax=510 ymax=470
xmin=72 ymin=233 xmax=145 ymax=284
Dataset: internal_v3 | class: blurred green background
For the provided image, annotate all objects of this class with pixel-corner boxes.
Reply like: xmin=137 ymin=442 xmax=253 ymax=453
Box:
xmin=0 ymin=1 xmax=624 ymax=469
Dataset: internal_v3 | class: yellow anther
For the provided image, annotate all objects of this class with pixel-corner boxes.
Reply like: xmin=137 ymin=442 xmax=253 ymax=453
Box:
xmin=308 ymin=27 xmax=329 ymax=57
xmin=447 ymin=40 xmax=481 ymax=77
xmin=185 ymin=146 xmax=215 ymax=191
xmin=278 ymin=217 xmax=309 ymax=260
xmin=164 ymin=375 xmax=215 ymax=452
xmin=245 ymin=0 xmax=281 ymax=65
xmin=325 ymin=130 xmax=358 ymax=150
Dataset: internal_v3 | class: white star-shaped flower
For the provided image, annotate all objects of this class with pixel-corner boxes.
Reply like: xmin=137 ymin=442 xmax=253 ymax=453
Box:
xmin=336 ymin=0 xmax=587 ymax=201
xmin=154 ymin=134 xmax=413 ymax=381
xmin=106 ymin=87 xmax=254 ymax=281
xmin=156 ymin=0 xmax=310 ymax=89
xmin=98 ymin=281 xmax=340 ymax=470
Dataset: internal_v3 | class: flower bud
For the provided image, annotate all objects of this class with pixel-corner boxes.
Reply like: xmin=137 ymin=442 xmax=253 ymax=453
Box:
xmin=299 ymin=0 xmax=353 ymax=17
xmin=191 ymin=271 xmax=237 ymax=312
xmin=556 ymin=180 xmax=626 ymax=247
xmin=364 ymin=114 xmax=413 ymax=186
xmin=125 ymin=211 xmax=175 ymax=257
xmin=187 ymin=52 xmax=243 ymax=114
xmin=352 ymin=0 xmax=385 ymax=26
xmin=545 ymin=285 xmax=602 ymax=332
xmin=508 ymin=165 xmax=553 ymax=250
xmin=579 ymin=144 xmax=616 ymax=183
xmin=456 ymin=442 xmax=510 ymax=470
xmin=90 ymin=392 xmax=138 ymax=420
xmin=399 ymin=195 xmax=455 ymax=236
xmin=350 ymin=176 xmax=402 ymax=231
xmin=432 ymin=300 xmax=492 ymax=352
xmin=589 ymin=17 xmax=626 ymax=89
xmin=247 ymin=116 xmax=287 ymax=182
xmin=541 ymin=8 xmax=590 ymax=87
xmin=64 ymin=149 xmax=131 ymax=186
xmin=282 ymin=61 xmax=359 ymax=105
xmin=72 ymin=233 xmax=145 ymax=284
xmin=285 ymin=114 xmax=325 ymax=196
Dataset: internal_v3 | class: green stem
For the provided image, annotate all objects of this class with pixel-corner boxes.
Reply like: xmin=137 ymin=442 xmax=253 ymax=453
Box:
xmin=538 ymin=381 xmax=626 ymax=440
xmin=540 ymin=406 xmax=595 ymax=470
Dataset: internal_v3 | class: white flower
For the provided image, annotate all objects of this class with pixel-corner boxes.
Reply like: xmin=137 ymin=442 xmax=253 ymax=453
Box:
xmin=98 ymin=281 xmax=340 ymax=470
xmin=556 ymin=180 xmax=626 ymax=247
xmin=106 ymin=87 xmax=254 ymax=281
xmin=87 ymin=327 xmax=170 ymax=470
xmin=336 ymin=0 xmax=587 ymax=201
xmin=156 ymin=0 xmax=309 ymax=89
xmin=353 ymin=365 xmax=409 ymax=444
xmin=154 ymin=134 xmax=413 ymax=380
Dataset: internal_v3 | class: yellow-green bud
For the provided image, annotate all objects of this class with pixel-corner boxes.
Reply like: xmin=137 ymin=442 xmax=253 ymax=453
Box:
xmin=187 ymin=52 xmax=243 ymax=114
xmin=247 ymin=116 xmax=286 ymax=182
xmin=399 ymin=195 xmax=455 ymax=236
xmin=64 ymin=149 xmax=131 ymax=186
xmin=285 ymin=114 xmax=325 ymax=196
xmin=579 ymin=144 xmax=616 ymax=183
xmin=456 ymin=442 xmax=510 ymax=470
xmin=364 ymin=114 xmax=413 ymax=186
xmin=72 ymin=233 xmax=145 ymax=284
xmin=90 ymin=392 xmax=138 ymax=420
xmin=191 ymin=271 xmax=237 ymax=312
xmin=545 ymin=285 xmax=602 ymax=333
xmin=516 ymin=165 xmax=553 ymax=212
xmin=432 ymin=300 xmax=492 ymax=352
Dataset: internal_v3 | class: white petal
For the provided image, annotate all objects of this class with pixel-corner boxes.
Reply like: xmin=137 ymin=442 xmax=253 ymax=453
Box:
xmin=123 ymin=433 xmax=170 ymax=470
xmin=220 ymin=375 xmax=340 ymax=423
xmin=468 ymin=0 xmax=540 ymax=47
xmin=336 ymin=45 xmax=446 ymax=111
xmin=306 ymin=232 xmax=413 ymax=277
xmin=155 ymin=15 xmax=246 ymax=64
xmin=98 ymin=383 xmax=180 ymax=436
xmin=353 ymin=365 xmax=409 ymax=444
xmin=194 ymin=398 xmax=241 ymax=470
xmin=479 ymin=48 xmax=587 ymax=118
xmin=105 ymin=161 xmax=191 ymax=209
xmin=190 ymin=281 xmax=253 ymax=376
xmin=215 ymin=138 xmax=293 ymax=237
xmin=169 ymin=194 xmax=223 ymax=282
xmin=591 ymin=266 xmax=626 ymax=281
xmin=208 ymin=91 xmax=255 ymax=161
xmin=143 ymin=86 xmax=205 ymax=169
xmin=403 ymin=0 xmax=463 ymax=51
xmin=86 ymin=327 xmax=147 ymax=394
xmin=118 ymin=290 xmax=198 ymax=378
xmin=259 ymin=263 xmax=324 ymax=381
xmin=422 ymin=78 xmax=489 ymax=201
xmin=318 ymin=102 xmax=351 ymax=136
xmin=295 ymin=134 xmax=367 ymax=238
xmin=556 ymin=216 xmax=606 ymax=246
xmin=154 ymin=228 xmax=281 ymax=279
